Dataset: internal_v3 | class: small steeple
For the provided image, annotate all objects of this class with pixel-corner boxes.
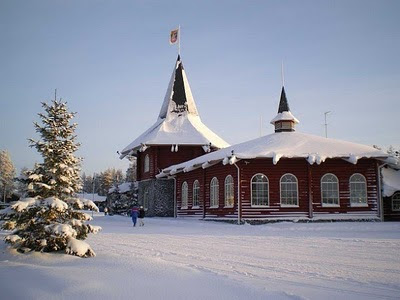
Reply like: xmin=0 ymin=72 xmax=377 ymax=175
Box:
xmin=158 ymin=55 xmax=198 ymax=119
xmin=278 ymin=87 xmax=290 ymax=113
xmin=270 ymin=86 xmax=299 ymax=132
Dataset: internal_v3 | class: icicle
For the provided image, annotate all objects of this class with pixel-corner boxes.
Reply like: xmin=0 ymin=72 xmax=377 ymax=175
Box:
xmin=222 ymin=157 xmax=229 ymax=165
xmin=272 ymin=152 xmax=282 ymax=165
xmin=175 ymin=144 xmax=179 ymax=152
xmin=307 ymin=154 xmax=316 ymax=165
xmin=171 ymin=145 xmax=174 ymax=152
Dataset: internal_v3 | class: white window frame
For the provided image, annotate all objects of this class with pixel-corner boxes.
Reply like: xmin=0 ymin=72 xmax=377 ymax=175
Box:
xmin=181 ymin=181 xmax=188 ymax=209
xmin=224 ymin=175 xmax=234 ymax=208
xmin=280 ymin=173 xmax=299 ymax=207
xmin=251 ymin=173 xmax=269 ymax=207
xmin=144 ymin=154 xmax=150 ymax=173
xmin=210 ymin=177 xmax=219 ymax=208
xmin=349 ymin=173 xmax=368 ymax=207
xmin=392 ymin=192 xmax=400 ymax=211
xmin=193 ymin=180 xmax=200 ymax=208
xmin=321 ymin=173 xmax=340 ymax=207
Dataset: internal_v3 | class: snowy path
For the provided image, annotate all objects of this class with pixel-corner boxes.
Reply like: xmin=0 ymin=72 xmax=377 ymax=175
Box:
xmin=1 ymin=215 xmax=400 ymax=299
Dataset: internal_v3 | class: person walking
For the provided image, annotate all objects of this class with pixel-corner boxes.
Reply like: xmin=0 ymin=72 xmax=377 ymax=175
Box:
xmin=138 ymin=206 xmax=145 ymax=226
xmin=131 ymin=206 xmax=139 ymax=227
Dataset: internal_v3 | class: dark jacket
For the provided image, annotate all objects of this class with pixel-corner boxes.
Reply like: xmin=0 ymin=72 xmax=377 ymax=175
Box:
xmin=138 ymin=208 xmax=145 ymax=219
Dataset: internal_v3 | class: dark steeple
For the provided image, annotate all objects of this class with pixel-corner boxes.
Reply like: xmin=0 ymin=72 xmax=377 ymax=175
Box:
xmin=158 ymin=55 xmax=199 ymax=119
xmin=278 ymin=86 xmax=290 ymax=113
xmin=270 ymin=86 xmax=299 ymax=133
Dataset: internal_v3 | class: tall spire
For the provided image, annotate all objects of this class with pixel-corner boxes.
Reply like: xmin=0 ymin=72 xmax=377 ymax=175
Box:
xmin=158 ymin=55 xmax=198 ymax=119
xmin=270 ymin=86 xmax=299 ymax=132
xmin=278 ymin=86 xmax=290 ymax=113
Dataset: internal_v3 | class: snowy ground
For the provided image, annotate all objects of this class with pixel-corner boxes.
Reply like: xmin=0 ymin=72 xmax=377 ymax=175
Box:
xmin=1 ymin=215 xmax=400 ymax=300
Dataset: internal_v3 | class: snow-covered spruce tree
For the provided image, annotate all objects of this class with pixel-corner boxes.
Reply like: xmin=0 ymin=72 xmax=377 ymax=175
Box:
xmin=0 ymin=100 xmax=101 ymax=257
xmin=0 ymin=150 xmax=16 ymax=202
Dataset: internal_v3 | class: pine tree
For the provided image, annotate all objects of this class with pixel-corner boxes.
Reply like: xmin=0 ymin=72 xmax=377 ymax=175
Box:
xmin=0 ymin=99 xmax=101 ymax=257
xmin=0 ymin=150 xmax=16 ymax=202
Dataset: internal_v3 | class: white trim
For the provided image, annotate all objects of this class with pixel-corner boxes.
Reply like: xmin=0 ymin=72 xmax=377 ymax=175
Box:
xmin=349 ymin=173 xmax=368 ymax=207
xmin=321 ymin=173 xmax=340 ymax=207
xmin=279 ymin=173 xmax=299 ymax=206
xmin=321 ymin=204 xmax=340 ymax=208
xmin=392 ymin=192 xmax=400 ymax=211
xmin=192 ymin=205 xmax=200 ymax=209
xmin=250 ymin=173 xmax=269 ymax=207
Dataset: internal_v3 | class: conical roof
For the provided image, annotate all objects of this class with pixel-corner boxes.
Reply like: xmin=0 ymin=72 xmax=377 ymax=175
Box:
xmin=120 ymin=56 xmax=229 ymax=158
xmin=270 ymin=86 xmax=299 ymax=126
xmin=158 ymin=55 xmax=199 ymax=119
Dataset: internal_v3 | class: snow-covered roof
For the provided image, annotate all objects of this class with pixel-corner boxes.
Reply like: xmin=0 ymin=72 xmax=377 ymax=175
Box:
xmin=157 ymin=131 xmax=388 ymax=178
xmin=382 ymin=167 xmax=400 ymax=197
xmin=120 ymin=56 xmax=229 ymax=158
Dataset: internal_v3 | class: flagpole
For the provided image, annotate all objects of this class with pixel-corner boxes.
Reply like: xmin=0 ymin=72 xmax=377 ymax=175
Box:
xmin=178 ymin=24 xmax=181 ymax=56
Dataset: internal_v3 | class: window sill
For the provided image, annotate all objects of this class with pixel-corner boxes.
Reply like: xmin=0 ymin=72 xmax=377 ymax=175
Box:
xmin=321 ymin=204 xmax=340 ymax=208
xmin=209 ymin=205 xmax=219 ymax=209
xmin=181 ymin=206 xmax=188 ymax=210
xmin=280 ymin=205 xmax=299 ymax=208
xmin=350 ymin=203 xmax=368 ymax=207
xmin=251 ymin=205 xmax=269 ymax=208
xmin=224 ymin=205 xmax=234 ymax=208
xmin=192 ymin=206 xmax=200 ymax=209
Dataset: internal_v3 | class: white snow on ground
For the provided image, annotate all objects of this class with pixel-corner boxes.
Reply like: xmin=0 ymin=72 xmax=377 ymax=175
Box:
xmin=1 ymin=215 xmax=399 ymax=299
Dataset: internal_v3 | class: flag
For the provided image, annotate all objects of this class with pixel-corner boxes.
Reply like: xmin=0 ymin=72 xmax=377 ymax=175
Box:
xmin=169 ymin=28 xmax=179 ymax=45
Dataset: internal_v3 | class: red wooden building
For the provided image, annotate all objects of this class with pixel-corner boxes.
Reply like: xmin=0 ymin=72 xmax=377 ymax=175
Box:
xmin=158 ymin=86 xmax=391 ymax=222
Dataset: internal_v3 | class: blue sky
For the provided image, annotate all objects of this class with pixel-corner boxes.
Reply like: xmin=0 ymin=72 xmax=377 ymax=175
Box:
xmin=1 ymin=0 xmax=399 ymax=175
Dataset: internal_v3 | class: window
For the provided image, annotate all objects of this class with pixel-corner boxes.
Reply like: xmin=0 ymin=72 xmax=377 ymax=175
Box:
xmin=193 ymin=180 xmax=200 ymax=207
xmin=251 ymin=174 xmax=269 ymax=206
xmin=144 ymin=154 xmax=150 ymax=173
xmin=350 ymin=174 xmax=367 ymax=206
xmin=181 ymin=181 xmax=188 ymax=209
xmin=210 ymin=177 xmax=219 ymax=208
xmin=393 ymin=192 xmax=400 ymax=211
xmin=280 ymin=174 xmax=298 ymax=206
xmin=224 ymin=175 xmax=234 ymax=207
xmin=321 ymin=173 xmax=339 ymax=206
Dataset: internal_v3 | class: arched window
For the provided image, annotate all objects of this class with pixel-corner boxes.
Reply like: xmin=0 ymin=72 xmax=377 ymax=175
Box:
xmin=181 ymin=181 xmax=188 ymax=209
xmin=210 ymin=177 xmax=219 ymax=208
xmin=392 ymin=192 xmax=400 ymax=211
xmin=144 ymin=154 xmax=150 ymax=173
xmin=321 ymin=173 xmax=339 ymax=206
xmin=251 ymin=174 xmax=269 ymax=206
xmin=280 ymin=173 xmax=298 ymax=206
xmin=224 ymin=175 xmax=234 ymax=207
xmin=350 ymin=173 xmax=367 ymax=206
xmin=193 ymin=180 xmax=200 ymax=207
